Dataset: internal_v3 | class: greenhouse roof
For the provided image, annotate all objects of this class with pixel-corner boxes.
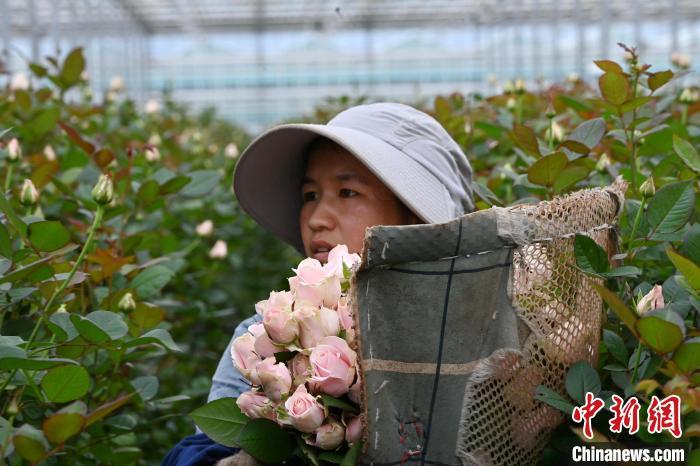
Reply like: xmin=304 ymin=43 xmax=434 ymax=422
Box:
xmin=5 ymin=0 xmax=700 ymax=36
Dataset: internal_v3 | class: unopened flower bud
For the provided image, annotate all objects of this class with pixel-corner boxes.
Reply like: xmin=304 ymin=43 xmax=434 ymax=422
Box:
xmin=595 ymin=153 xmax=611 ymax=172
xmin=10 ymin=73 xmax=29 ymax=91
xmin=506 ymin=97 xmax=516 ymax=110
xmin=545 ymin=103 xmax=556 ymax=119
xmin=196 ymin=219 xmax=214 ymax=237
xmin=503 ymin=80 xmax=514 ymax=95
xmin=43 ymin=145 xmax=56 ymax=161
xmin=209 ymin=240 xmax=228 ymax=259
xmin=7 ymin=138 xmax=21 ymax=161
xmin=56 ymin=304 xmax=68 ymax=313
xmin=19 ymin=179 xmax=39 ymax=206
xmin=671 ymin=52 xmax=691 ymax=69
xmin=514 ymin=78 xmax=526 ymax=94
xmin=91 ymin=173 xmax=114 ymax=205
xmin=109 ymin=75 xmax=125 ymax=92
xmin=118 ymin=292 xmax=136 ymax=312
xmin=144 ymin=99 xmax=160 ymax=114
xmin=639 ymin=177 xmax=655 ymax=198
xmin=144 ymin=146 xmax=161 ymax=162
xmin=679 ymin=88 xmax=700 ymax=105
xmin=224 ymin=143 xmax=239 ymax=159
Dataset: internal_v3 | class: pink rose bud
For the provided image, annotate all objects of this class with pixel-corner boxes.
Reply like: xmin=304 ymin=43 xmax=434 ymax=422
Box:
xmin=323 ymin=244 xmax=361 ymax=279
xmin=263 ymin=307 xmax=299 ymax=344
xmin=284 ymin=384 xmax=325 ymax=433
xmin=294 ymin=258 xmax=326 ymax=286
xmin=345 ymin=415 xmax=363 ymax=444
xmin=236 ymin=390 xmax=276 ymax=421
xmin=256 ymin=357 xmax=292 ymax=402
xmin=289 ymin=353 xmax=312 ymax=388
xmin=636 ymin=284 xmax=665 ymax=316
xmin=294 ymin=282 xmax=324 ymax=307
xmin=320 ymin=276 xmax=342 ymax=308
xmin=294 ymin=304 xmax=340 ymax=349
xmin=336 ymin=297 xmax=355 ymax=343
xmin=231 ymin=334 xmax=262 ymax=385
xmin=249 ymin=323 xmax=279 ymax=359
xmin=311 ymin=418 xmax=346 ymax=450
xmin=309 ymin=336 xmax=357 ymax=397
xmin=256 ymin=290 xmax=293 ymax=316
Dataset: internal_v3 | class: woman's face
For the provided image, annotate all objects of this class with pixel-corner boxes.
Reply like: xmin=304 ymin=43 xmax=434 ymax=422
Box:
xmin=300 ymin=145 xmax=418 ymax=262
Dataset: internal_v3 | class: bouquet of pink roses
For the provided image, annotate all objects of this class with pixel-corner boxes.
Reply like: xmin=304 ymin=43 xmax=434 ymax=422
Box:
xmin=192 ymin=245 xmax=364 ymax=464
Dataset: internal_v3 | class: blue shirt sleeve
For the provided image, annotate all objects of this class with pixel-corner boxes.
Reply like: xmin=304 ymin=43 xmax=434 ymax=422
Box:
xmin=161 ymin=433 xmax=239 ymax=466
xmin=163 ymin=314 xmax=264 ymax=464
xmin=207 ymin=313 xmax=263 ymax=403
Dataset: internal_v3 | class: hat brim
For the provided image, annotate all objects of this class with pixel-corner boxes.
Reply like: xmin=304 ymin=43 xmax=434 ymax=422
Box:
xmin=233 ymin=123 xmax=452 ymax=255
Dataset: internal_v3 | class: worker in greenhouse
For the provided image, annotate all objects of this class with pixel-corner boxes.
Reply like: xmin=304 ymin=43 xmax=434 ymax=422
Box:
xmin=163 ymin=101 xmax=475 ymax=465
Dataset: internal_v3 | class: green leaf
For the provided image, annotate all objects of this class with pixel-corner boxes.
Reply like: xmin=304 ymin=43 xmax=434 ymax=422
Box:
xmin=0 ymin=345 xmax=78 ymax=370
xmin=636 ymin=316 xmax=683 ymax=354
xmin=556 ymin=95 xmax=593 ymax=113
xmin=593 ymin=284 xmax=638 ymax=336
xmin=131 ymin=265 xmax=175 ymax=299
xmin=85 ymin=394 xmax=134 ymax=427
xmin=125 ymin=328 xmax=181 ymax=352
xmin=0 ymin=222 xmax=11 ymax=258
xmin=13 ymin=424 xmax=48 ymax=463
xmin=69 ymin=314 xmax=108 ymax=343
xmin=566 ymin=118 xmax=607 ymax=150
xmin=594 ymin=60 xmax=624 ymax=74
xmin=28 ymin=107 xmax=59 ymax=138
xmin=647 ymin=181 xmax=695 ymax=239
xmin=41 ymin=365 xmax=91 ymax=403
xmin=190 ymin=398 xmax=248 ymax=448
xmin=179 ymin=170 xmax=221 ymax=197
xmin=28 ymin=221 xmax=70 ymax=252
xmin=48 ymin=311 xmax=78 ymax=341
xmin=603 ymin=329 xmax=629 ymax=365
xmin=553 ymin=166 xmax=590 ymax=193
xmin=236 ymin=418 xmax=295 ymax=463
xmin=533 ymin=385 xmax=575 ymax=416
xmin=137 ymin=180 xmax=160 ymax=204
xmin=296 ymin=436 xmax=321 ymax=466
xmin=598 ymin=266 xmax=641 ymax=278
xmin=599 ymin=72 xmax=629 ymax=106
xmin=159 ymin=175 xmax=191 ymax=195
xmin=620 ymin=96 xmax=653 ymax=114
xmin=527 ymin=151 xmax=568 ymax=186
xmin=672 ymin=338 xmax=700 ymax=373
xmin=559 ymin=140 xmax=589 ymax=154
xmin=320 ymin=394 xmax=359 ymax=414
xmin=565 ymin=361 xmax=601 ymax=404
xmin=512 ymin=124 xmax=541 ymax=157
xmin=86 ymin=310 xmax=128 ymax=340
xmin=58 ymin=121 xmax=95 ymax=155
xmin=672 ymin=134 xmax=700 ymax=174
xmin=574 ymin=234 xmax=609 ymax=274
xmin=647 ymin=70 xmax=674 ymax=92
xmin=667 ymin=249 xmax=700 ymax=292
xmin=341 ymin=439 xmax=363 ymax=466
xmin=60 ymin=47 xmax=85 ymax=87
xmin=42 ymin=412 xmax=84 ymax=444
xmin=132 ymin=375 xmax=158 ymax=401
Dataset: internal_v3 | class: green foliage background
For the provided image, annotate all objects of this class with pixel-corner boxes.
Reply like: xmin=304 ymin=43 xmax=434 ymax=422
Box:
xmin=0 ymin=44 xmax=698 ymax=464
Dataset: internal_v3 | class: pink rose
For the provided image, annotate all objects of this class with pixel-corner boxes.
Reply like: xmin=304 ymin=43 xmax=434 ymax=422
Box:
xmin=336 ymin=296 xmax=355 ymax=343
xmin=323 ymin=245 xmax=361 ymax=279
xmin=309 ymin=336 xmax=357 ymax=397
xmin=289 ymin=353 xmax=312 ymax=389
xmin=309 ymin=418 xmax=345 ymax=450
xmin=284 ymin=384 xmax=325 ymax=433
xmin=345 ymin=415 xmax=362 ymax=444
xmin=236 ymin=390 xmax=276 ymax=421
xmin=636 ymin=284 xmax=664 ymax=316
xmin=256 ymin=357 xmax=292 ymax=402
xmin=249 ymin=323 xmax=279 ymax=359
xmin=293 ymin=304 xmax=340 ymax=349
xmin=231 ymin=333 xmax=262 ymax=385
xmin=263 ymin=307 xmax=299 ymax=344
xmin=294 ymin=258 xmax=326 ymax=286
xmin=255 ymin=290 xmax=294 ymax=316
